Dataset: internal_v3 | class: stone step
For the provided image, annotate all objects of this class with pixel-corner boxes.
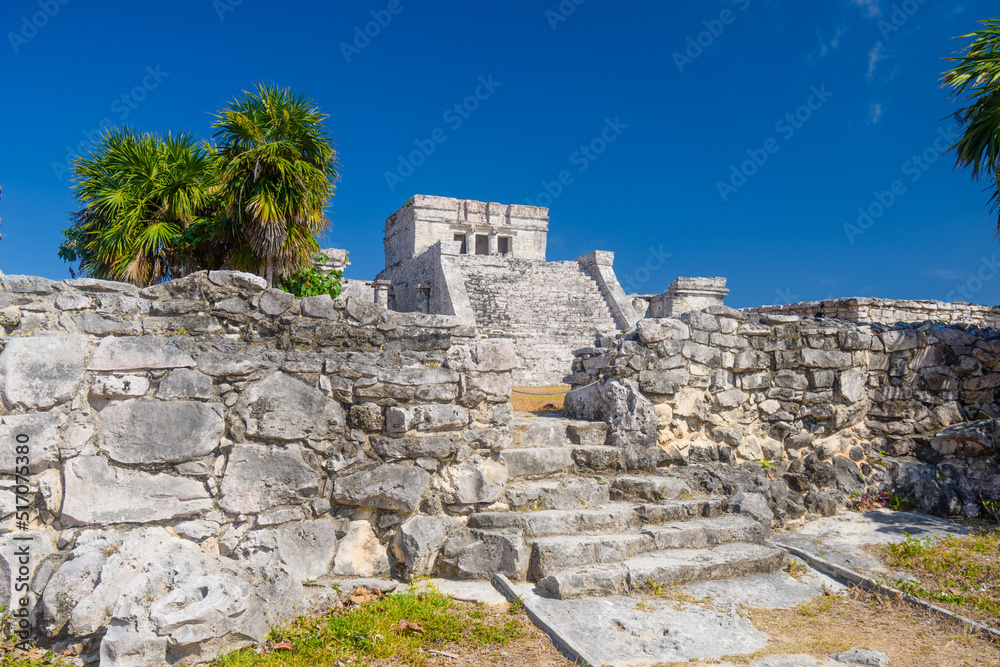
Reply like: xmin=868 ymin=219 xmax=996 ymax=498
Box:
xmin=536 ymin=542 xmax=787 ymax=599
xmin=510 ymin=416 xmax=609 ymax=448
xmin=570 ymin=446 xmax=624 ymax=471
xmin=643 ymin=515 xmax=764 ymax=549
xmin=610 ymin=475 xmax=691 ymax=502
xmin=635 ymin=497 xmax=729 ymax=524
xmin=500 ymin=447 xmax=575 ymax=478
xmin=504 ymin=478 xmax=610 ymax=511
xmin=527 ymin=514 xmax=761 ymax=579
xmin=528 ymin=532 xmax=652 ymax=579
xmin=467 ymin=504 xmax=640 ymax=538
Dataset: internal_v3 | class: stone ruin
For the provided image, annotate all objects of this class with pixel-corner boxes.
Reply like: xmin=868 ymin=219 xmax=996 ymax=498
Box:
xmin=0 ymin=195 xmax=999 ymax=665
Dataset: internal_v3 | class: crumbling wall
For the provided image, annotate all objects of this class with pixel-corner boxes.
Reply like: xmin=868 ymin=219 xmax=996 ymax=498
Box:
xmin=567 ymin=308 xmax=1000 ymax=517
xmin=752 ymin=297 xmax=1000 ymax=328
xmin=0 ymin=271 xmax=517 ymax=664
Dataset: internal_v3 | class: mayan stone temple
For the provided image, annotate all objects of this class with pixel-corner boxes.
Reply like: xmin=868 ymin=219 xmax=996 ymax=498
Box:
xmin=1 ymin=194 xmax=1000 ymax=665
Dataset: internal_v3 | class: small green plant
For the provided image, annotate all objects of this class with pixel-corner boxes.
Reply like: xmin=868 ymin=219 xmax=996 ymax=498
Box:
xmin=635 ymin=601 xmax=653 ymax=611
xmin=175 ymin=327 xmax=188 ymax=335
xmin=648 ymin=579 xmax=665 ymax=596
xmin=508 ymin=595 xmax=525 ymax=615
xmin=758 ymin=458 xmax=775 ymax=470
xmin=278 ymin=254 xmax=345 ymax=300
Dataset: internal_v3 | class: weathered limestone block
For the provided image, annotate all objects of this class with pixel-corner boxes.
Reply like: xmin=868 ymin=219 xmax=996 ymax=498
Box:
xmin=563 ymin=382 xmax=606 ymax=421
xmin=437 ymin=529 xmax=529 ymax=580
xmin=446 ymin=339 xmax=519 ymax=373
xmin=0 ymin=412 xmax=60 ymax=473
xmin=636 ymin=318 xmax=690 ymax=344
xmin=390 ymin=515 xmax=450 ymax=581
xmin=835 ymin=369 xmax=867 ymax=404
xmin=97 ymin=528 xmax=287 ymax=667
xmin=238 ymin=372 xmax=345 ymax=442
xmin=258 ymin=288 xmax=297 ymax=316
xmin=371 ymin=434 xmax=462 ymax=461
xmin=603 ymin=379 xmax=659 ymax=470
xmin=801 ymin=349 xmax=853 ymax=369
xmin=42 ymin=529 xmax=126 ymax=637
xmin=89 ymin=375 xmax=150 ymax=398
xmin=88 ymin=336 xmax=195 ymax=372
xmin=332 ymin=465 xmax=430 ymax=512
xmin=0 ymin=275 xmax=56 ymax=294
xmin=99 ymin=400 xmax=224 ymax=464
xmin=728 ymin=492 xmax=773 ymax=532
xmin=62 ymin=457 xmax=212 ymax=525
xmin=385 ymin=404 xmax=469 ymax=433
xmin=234 ymin=518 xmax=339 ymax=583
xmin=436 ymin=455 xmax=508 ymax=505
xmin=38 ymin=468 xmax=63 ymax=516
xmin=156 ymin=368 xmax=213 ymax=400
xmin=197 ymin=348 xmax=278 ymax=377
xmin=219 ymin=444 xmax=321 ymax=515
xmin=348 ymin=403 xmax=384 ymax=432
xmin=930 ymin=420 xmax=997 ymax=457
xmin=0 ymin=335 xmax=88 ymax=409
xmin=638 ymin=369 xmax=689 ymax=396
xmin=333 ymin=521 xmax=390 ymax=577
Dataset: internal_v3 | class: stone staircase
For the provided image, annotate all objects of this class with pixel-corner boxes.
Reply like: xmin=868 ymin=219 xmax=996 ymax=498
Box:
xmin=459 ymin=258 xmax=620 ymax=385
xmin=448 ymin=414 xmax=788 ymax=599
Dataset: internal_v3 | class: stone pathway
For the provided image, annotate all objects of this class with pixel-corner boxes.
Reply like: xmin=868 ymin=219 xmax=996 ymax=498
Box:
xmin=436 ymin=509 xmax=966 ymax=666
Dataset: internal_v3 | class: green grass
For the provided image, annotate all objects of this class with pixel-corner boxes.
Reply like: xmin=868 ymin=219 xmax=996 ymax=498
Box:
xmin=879 ymin=529 xmax=1000 ymax=621
xmin=214 ymin=585 xmax=527 ymax=666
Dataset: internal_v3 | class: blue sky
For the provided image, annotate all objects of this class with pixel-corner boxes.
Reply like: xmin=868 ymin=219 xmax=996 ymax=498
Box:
xmin=1 ymin=0 xmax=998 ymax=308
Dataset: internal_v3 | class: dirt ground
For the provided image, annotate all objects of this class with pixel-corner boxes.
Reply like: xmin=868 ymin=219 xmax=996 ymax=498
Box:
xmin=736 ymin=587 xmax=1000 ymax=667
xmin=510 ymin=386 xmax=568 ymax=414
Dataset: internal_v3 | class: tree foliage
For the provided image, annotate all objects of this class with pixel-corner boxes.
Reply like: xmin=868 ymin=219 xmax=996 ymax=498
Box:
xmin=944 ymin=19 xmax=1000 ymax=227
xmin=59 ymin=84 xmax=339 ymax=289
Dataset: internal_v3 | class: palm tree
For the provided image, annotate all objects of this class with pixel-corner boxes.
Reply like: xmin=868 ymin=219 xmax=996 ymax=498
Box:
xmin=944 ymin=19 xmax=1000 ymax=228
xmin=212 ymin=83 xmax=339 ymax=287
xmin=60 ymin=128 xmax=218 ymax=285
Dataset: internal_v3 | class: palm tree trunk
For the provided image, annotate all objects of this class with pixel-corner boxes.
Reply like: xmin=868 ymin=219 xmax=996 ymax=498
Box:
xmin=265 ymin=255 xmax=274 ymax=288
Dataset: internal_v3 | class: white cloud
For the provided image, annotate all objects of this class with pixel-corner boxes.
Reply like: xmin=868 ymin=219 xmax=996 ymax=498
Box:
xmin=850 ymin=0 xmax=882 ymax=18
xmin=868 ymin=102 xmax=883 ymax=124
xmin=866 ymin=42 xmax=885 ymax=80
xmin=818 ymin=25 xmax=846 ymax=58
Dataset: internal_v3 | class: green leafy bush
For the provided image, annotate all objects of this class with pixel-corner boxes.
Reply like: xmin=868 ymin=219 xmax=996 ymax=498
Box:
xmin=278 ymin=254 xmax=344 ymax=300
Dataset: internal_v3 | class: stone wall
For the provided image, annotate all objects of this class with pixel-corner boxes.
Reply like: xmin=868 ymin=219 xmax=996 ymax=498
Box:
xmin=459 ymin=256 xmax=619 ymax=386
xmin=0 ymin=272 xmax=518 ymax=664
xmin=752 ymin=297 xmax=1000 ymax=328
xmin=566 ymin=308 xmax=1000 ymax=515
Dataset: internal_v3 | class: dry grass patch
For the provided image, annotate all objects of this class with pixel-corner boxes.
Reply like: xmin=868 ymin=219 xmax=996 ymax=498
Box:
xmin=510 ymin=386 xmax=568 ymax=414
xmin=729 ymin=588 xmax=1000 ymax=667
xmin=870 ymin=527 xmax=1000 ymax=627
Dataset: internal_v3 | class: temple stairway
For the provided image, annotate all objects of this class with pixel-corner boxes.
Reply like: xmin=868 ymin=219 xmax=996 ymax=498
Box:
xmin=458 ymin=258 xmax=620 ymax=386
xmin=441 ymin=414 xmax=787 ymax=599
